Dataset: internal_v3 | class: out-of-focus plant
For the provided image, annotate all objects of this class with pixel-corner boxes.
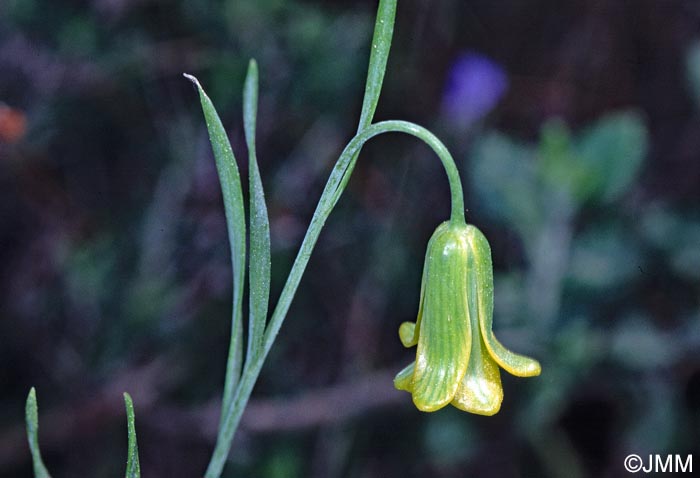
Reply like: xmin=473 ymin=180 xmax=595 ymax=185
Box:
xmin=467 ymin=101 xmax=699 ymax=474
xmin=441 ymin=52 xmax=508 ymax=131
xmin=24 ymin=1 xmax=541 ymax=477
xmin=469 ymin=112 xmax=649 ymax=471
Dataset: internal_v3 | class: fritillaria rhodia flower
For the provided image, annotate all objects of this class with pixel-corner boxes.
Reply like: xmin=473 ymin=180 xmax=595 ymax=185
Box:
xmin=394 ymin=221 xmax=541 ymax=415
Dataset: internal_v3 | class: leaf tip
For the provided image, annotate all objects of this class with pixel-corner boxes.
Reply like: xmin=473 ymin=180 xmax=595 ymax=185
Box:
xmin=244 ymin=60 xmax=259 ymax=92
xmin=123 ymin=392 xmax=141 ymax=478
xmin=26 ymin=387 xmax=38 ymax=419
xmin=183 ymin=73 xmax=200 ymax=88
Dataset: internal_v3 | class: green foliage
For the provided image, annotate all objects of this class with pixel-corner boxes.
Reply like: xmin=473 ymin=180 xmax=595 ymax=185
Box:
xmin=473 ymin=112 xmax=648 ymax=228
xmin=183 ymin=73 xmax=247 ymax=440
xmin=25 ymin=389 xmax=51 ymax=478
xmin=471 ymin=133 xmax=539 ymax=240
xmin=471 ymin=111 xmax=648 ymax=265
xmin=199 ymin=2 xmax=405 ymax=476
xmin=244 ymin=60 xmax=272 ymax=364
xmin=537 ymin=113 xmax=648 ymax=205
xmin=124 ymin=393 xmax=141 ymax=478
xmin=567 ymin=224 xmax=643 ymax=290
xmin=188 ymin=0 xmax=477 ymax=472
xmin=469 ymin=107 xmax=700 ymax=473
xmin=572 ymin=112 xmax=647 ymax=203
xmin=641 ymin=205 xmax=700 ymax=281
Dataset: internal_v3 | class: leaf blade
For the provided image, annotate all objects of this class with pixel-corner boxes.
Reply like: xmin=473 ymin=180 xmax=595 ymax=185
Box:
xmin=243 ymin=60 xmax=271 ymax=362
xmin=184 ymin=73 xmax=246 ymax=423
xmin=124 ymin=393 xmax=141 ymax=478
xmin=358 ymin=0 xmax=397 ymax=129
xmin=25 ymin=388 xmax=52 ymax=478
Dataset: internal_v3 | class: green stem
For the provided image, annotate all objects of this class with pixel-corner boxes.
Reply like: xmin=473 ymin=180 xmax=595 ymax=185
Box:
xmin=204 ymin=120 xmax=464 ymax=478
xmin=206 ymin=4 xmax=398 ymax=476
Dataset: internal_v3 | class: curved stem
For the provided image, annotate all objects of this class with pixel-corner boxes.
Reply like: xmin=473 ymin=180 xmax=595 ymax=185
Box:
xmin=205 ymin=120 xmax=464 ymax=478
xmin=266 ymin=120 xmax=465 ymax=354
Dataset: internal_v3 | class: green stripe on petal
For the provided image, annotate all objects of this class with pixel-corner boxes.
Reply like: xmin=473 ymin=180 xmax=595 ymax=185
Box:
xmin=408 ymin=245 xmax=430 ymax=347
xmin=411 ymin=223 xmax=471 ymax=412
xmin=451 ymin=345 xmax=503 ymax=415
xmin=466 ymin=225 xmax=542 ymax=378
xmin=451 ymin=250 xmax=503 ymax=416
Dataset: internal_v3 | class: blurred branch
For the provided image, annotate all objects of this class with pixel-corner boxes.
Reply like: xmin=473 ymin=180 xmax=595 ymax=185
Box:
xmin=150 ymin=368 xmax=402 ymax=439
xmin=0 ymin=33 xmax=213 ymax=98
xmin=0 ymin=367 xmax=403 ymax=471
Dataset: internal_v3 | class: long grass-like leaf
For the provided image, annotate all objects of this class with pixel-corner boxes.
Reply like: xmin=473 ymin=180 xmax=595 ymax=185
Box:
xmin=184 ymin=74 xmax=246 ymax=425
xmin=123 ymin=393 xmax=141 ymax=478
xmin=25 ymin=388 xmax=51 ymax=478
xmin=265 ymin=0 xmax=398 ymax=340
xmin=243 ymin=59 xmax=271 ymax=363
xmin=357 ymin=0 xmax=396 ymax=128
xmin=204 ymin=3 xmax=398 ymax=477
xmin=339 ymin=0 xmax=396 ymax=195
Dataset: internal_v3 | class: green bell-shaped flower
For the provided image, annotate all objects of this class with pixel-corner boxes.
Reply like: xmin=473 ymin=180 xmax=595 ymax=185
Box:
xmin=395 ymin=221 xmax=541 ymax=415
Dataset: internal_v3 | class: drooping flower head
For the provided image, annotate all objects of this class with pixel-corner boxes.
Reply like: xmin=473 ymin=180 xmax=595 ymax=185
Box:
xmin=395 ymin=221 xmax=540 ymax=415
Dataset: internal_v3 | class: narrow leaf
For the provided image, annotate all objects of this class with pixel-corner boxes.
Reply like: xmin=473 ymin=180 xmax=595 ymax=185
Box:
xmin=25 ymin=388 xmax=52 ymax=478
xmin=358 ymin=0 xmax=397 ymax=129
xmin=243 ymin=60 xmax=271 ymax=362
xmin=337 ymin=0 xmax=397 ymax=196
xmin=123 ymin=393 xmax=141 ymax=478
xmin=184 ymin=74 xmax=246 ymax=422
xmin=204 ymin=3 xmax=399 ymax=475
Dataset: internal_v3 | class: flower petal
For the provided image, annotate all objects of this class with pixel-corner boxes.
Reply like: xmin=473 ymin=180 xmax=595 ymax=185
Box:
xmin=466 ymin=225 xmax=541 ymax=377
xmin=411 ymin=224 xmax=471 ymax=412
xmin=400 ymin=244 xmax=431 ymax=349
xmin=393 ymin=362 xmax=415 ymax=391
xmin=451 ymin=337 xmax=503 ymax=416
xmin=399 ymin=322 xmax=418 ymax=348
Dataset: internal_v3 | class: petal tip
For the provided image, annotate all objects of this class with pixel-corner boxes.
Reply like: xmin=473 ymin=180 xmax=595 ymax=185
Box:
xmin=451 ymin=388 xmax=503 ymax=416
xmin=413 ymin=395 xmax=451 ymax=413
xmin=506 ymin=358 xmax=542 ymax=377
xmin=394 ymin=362 xmax=415 ymax=392
xmin=398 ymin=322 xmax=417 ymax=348
xmin=473 ymin=402 xmax=502 ymax=416
xmin=527 ymin=361 xmax=542 ymax=377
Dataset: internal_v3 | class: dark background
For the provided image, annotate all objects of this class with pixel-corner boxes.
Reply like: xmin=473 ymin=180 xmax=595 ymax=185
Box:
xmin=1 ymin=0 xmax=700 ymax=477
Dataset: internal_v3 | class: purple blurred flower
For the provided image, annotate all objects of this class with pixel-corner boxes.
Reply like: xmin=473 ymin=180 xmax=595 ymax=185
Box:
xmin=442 ymin=52 xmax=508 ymax=128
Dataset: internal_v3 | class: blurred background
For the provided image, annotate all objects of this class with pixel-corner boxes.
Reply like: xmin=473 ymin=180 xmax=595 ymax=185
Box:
xmin=1 ymin=0 xmax=700 ymax=477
